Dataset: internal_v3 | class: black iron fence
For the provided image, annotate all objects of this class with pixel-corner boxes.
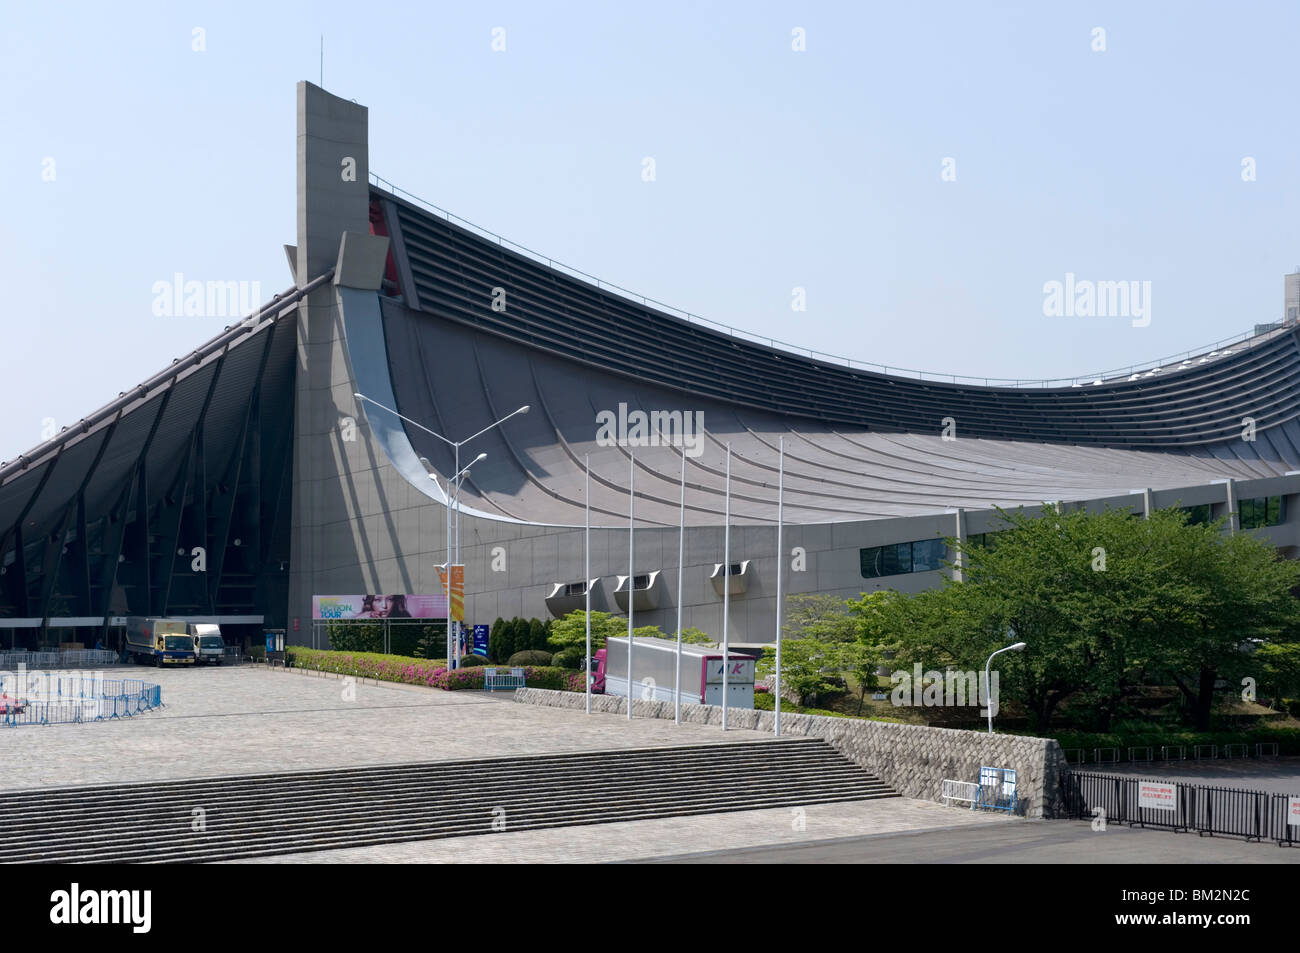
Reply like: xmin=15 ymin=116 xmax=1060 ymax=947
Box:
xmin=1061 ymin=770 xmax=1299 ymax=846
xmin=1062 ymin=742 xmax=1281 ymax=765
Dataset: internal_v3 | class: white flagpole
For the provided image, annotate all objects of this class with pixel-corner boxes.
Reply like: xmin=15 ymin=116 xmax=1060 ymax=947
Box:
xmin=775 ymin=436 xmax=784 ymax=737
xmin=675 ymin=448 xmax=685 ymax=724
xmin=445 ymin=451 xmax=453 ymax=670
xmin=585 ymin=453 xmax=591 ymax=716
xmin=627 ymin=449 xmax=635 ymax=720
xmin=722 ymin=442 xmax=730 ymax=732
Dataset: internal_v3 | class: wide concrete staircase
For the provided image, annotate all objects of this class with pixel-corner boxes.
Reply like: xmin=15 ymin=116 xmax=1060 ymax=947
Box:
xmin=0 ymin=738 xmax=894 ymax=863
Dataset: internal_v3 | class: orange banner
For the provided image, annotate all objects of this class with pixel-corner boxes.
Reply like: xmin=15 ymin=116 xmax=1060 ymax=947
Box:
xmin=435 ymin=565 xmax=465 ymax=623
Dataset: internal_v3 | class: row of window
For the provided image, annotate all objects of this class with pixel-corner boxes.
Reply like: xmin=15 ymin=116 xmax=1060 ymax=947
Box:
xmin=568 ymin=500 xmax=1288 ymax=590
xmin=858 ymin=496 xmax=1289 ymax=581
xmin=1240 ymin=495 xmax=1285 ymax=529
xmin=964 ymin=532 xmax=1003 ymax=550
xmin=860 ymin=538 xmax=946 ymax=579
xmin=1181 ymin=496 xmax=1285 ymax=529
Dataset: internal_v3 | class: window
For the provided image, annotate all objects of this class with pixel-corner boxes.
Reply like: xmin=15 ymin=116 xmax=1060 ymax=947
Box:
xmin=619 ymin=573 xmax=651 ymax=591
xmin=965 ymin=532 xmax=1002 ymax=551
xmin=1239 ymin=496 xmax=1285 ymax=529
xmin=1181 ymin=504 xmax=1213 ymax=526
xmin=561 ymin=581 xmax=588 ymax=597
xmin=860 ymin=538 xmax=949 ymax=579
xmin=912 ymin=538 xmax=946 ymax=572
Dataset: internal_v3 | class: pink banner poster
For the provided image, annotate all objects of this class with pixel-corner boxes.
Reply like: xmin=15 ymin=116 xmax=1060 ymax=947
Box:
xmin=313 ymin=594 xmax=448 ymax=620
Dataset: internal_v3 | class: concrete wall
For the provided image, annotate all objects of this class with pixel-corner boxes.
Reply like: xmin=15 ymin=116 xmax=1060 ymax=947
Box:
xmin=282 ymin=83 xmax=1300 ymax=646
xmin=289 ymin=81 xmax=408 ymax=631
xmin=446 ymin=513 xmax=964 ymax=644
xmin=514 ymin=687 xmax=1070 ymax=818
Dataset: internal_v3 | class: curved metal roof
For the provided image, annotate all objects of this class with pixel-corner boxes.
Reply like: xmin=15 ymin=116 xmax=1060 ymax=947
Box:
xmin=381 ymin=297 xmax=1297 ymax=528
xmin=378 ymin=188 xmax=1300 ymax=450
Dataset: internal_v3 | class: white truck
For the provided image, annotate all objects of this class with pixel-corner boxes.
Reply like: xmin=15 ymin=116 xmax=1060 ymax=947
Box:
xmin=595 ymin=636 xmax=758 ymax=709
xmin=187 ymin=623 xmax=226 ymax=665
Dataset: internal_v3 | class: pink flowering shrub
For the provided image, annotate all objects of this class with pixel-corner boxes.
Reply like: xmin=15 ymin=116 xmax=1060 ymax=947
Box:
xmin=286 ymin=648 xmax=587 ymax=693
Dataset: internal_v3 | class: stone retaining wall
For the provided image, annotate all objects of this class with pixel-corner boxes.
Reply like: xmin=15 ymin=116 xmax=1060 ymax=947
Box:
xmin=514 ymin=688 xmax=1069 ymax=818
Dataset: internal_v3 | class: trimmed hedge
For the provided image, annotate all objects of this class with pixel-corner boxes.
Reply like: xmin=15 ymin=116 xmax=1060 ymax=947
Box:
xmin=436 ymin=666 xmax=585 ymax=692
xmin=285 ymin=648 xmax=585 ymax=693
xmin=286 ymin=648 xmax=447 ymax=686
xmin=551 ymin=647 xmax=582 ymax=669
xmin=458 ymin=654 xmax=490 ymax=667
xmin=509 ymin=650 xmax=553 ymax=666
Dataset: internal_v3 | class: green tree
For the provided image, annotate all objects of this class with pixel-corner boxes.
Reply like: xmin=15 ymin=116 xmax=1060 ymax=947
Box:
xmin=864 ymin=504 xmax=1300 ymax=733
xmin=492 ymin=618 xmax=516 ymax=663
xmin=549 ymin=610 xmax=626 ymax=653
xmin=675 ymin=627 xmax=714 ymax=645
xmin=763 ymin=638 xmax=844 ymax=706
xmin=782 ymin=593 xmax=860 ymax=643
xmin=548 ymin=610 xmax=661 ymax=654
xmin=528 ymin=618 xmax=548 ymax=651
xmin=1152 ymin=521 xmax=1300 ymax=730
xmin=415 ymin=622 xmax=447 ymax=661
xmin=488 ymin=617 xmax=506 ymax=663
xmin=838 ymin=640 xmax=882 ymax=714
xmin=508 ymin=618 xmax=527 ymax=660
xmin=1257 ymin=642 xmax=1300 ymax=709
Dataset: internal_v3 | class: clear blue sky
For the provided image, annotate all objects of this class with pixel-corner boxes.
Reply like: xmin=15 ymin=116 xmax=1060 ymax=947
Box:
xmin=4 ymin=1 xmax=1298 ymax=461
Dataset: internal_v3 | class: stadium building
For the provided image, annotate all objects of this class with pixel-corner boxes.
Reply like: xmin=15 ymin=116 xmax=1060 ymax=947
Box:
xmin=2 ymin=83 xmax=1298 ymax=651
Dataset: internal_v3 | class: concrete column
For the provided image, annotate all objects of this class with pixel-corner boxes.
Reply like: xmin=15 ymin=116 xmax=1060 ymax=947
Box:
xmin=287 ymin=83 xmax=373 ymax=637
xmin=951 ymin=507 xmax=966 ymax=582
xmin=1130 ymin=487 xmax=1152 ymax=518
xmin=1224 ymin=478 xmax=1239 ymax=534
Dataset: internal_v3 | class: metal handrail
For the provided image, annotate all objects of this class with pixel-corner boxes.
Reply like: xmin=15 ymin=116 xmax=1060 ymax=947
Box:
xmin=371 ymin=173 xmax=1284 ymax=389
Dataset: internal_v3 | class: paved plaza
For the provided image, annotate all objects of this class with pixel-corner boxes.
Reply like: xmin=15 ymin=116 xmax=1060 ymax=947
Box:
xmin=648 ymin=817 xmax=1300 ymax=864
xmin=8 ymin=665 xmax=1297 ymax=863
xmin=1 ymin=665 xmax=770 ymax=792
xmin=227 ymin=799 xmax=1010 ymax=864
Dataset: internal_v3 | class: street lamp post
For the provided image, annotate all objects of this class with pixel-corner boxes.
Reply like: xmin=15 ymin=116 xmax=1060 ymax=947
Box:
xmin=443 ymin=452 xmax=484 ymax=662
xmin=418 ymin=458 xmax=475 ymax=668
xmin=985 ymin=640 xmax=1027 ymax=733
xmin=354 ymin=392 xmax=528 ymax=668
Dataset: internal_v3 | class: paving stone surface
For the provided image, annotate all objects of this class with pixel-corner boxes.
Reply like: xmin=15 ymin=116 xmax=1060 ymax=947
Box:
xmin=1 ymin=665 xmax=773 ymax=791
xmin=226 ymin=797 xmax=1009 ymax=864
xmin=2 ymin=665 xmax=1027 ymax=864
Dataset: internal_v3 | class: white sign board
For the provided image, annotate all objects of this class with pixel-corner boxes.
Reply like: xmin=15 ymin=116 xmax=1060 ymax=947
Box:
xmin=1138 ymin=782 xmax=1177 ymax=811
xmin=1287 ymin=796 xmax=1300 ymax=827
xmin=704 ymin=658 xmax=756 ymax=684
